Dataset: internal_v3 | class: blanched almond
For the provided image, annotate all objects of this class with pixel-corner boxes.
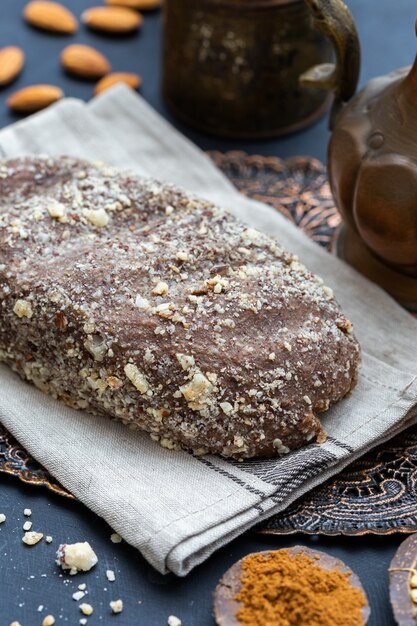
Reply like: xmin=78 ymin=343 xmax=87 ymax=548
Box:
xmin=7 ymin=84 xmax=64 ymax=113
xmin=23 ymin=1 xmax=78 ymax=34
xmin=106 ymin=0 xmax=162 ymax=10
xmin=94 ymin=72 xmax=142 ymax=95
xmin=0 ymin=47 xmax=25 ymax=87
xmin=61 ymin=45 xmax=111 ymax=80
xmin=82 ymin=6 xmax=143 ymax=34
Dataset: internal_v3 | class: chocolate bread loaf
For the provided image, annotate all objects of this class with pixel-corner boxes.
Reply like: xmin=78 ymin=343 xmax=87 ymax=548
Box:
xmin=0 ymin=156 xmax=360 ymax=458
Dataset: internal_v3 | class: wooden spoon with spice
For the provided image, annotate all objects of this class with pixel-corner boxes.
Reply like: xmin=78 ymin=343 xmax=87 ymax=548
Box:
xmin=389 ymin=534 xmax=417 ymax=625
xmin=213 ymin=546 xmax=370 ymax=626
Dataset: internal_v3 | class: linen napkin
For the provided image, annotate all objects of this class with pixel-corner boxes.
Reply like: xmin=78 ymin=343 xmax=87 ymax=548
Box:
xmin=1 ymin=85 xmax=417 ymax=576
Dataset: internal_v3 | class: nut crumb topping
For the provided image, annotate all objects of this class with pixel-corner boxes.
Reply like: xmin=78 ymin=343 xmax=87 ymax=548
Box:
xmin=0 ymin=157 xmax=360 ymax=459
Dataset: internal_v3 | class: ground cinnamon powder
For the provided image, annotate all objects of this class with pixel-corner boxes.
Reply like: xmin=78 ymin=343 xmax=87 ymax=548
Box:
xmin=235 ymin=549 xmax=367 ymax=626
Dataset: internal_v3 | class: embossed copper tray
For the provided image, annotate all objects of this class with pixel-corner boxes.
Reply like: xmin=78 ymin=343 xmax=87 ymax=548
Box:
xmin=1 ymin=151 xmax=416 ymax=535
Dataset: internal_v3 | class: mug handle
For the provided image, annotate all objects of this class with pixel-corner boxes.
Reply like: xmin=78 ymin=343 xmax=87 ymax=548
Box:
xmin=300 ymin=0 xmax=361 ymax=128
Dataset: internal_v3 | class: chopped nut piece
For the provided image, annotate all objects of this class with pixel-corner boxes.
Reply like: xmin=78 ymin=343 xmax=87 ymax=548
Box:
xmin=9 ymin=622 xmax=22 ymax=626
xmin=152 ymin=281 xmax=168 ymax=296
xmin=47 ymin=200 xmax=66 ymax=221
xmin=45 ymin=536 xmax=53 ymax=543
xmin=22 ymin=531 xmax=43 ymax=545
xmin=180 ymin=371 xmax=213 ymax=405
xmin=24 ymin=508 xmax=32 ymax=516
xmin=37 ymin=605 xmax=44 ymax=612
xmin=124 ymin=363 xmax=149 ymax=394
xmin=79 ymin=603 xmax=93 ymax=616
xmin=323 ymin=285 xmax=334 ymax=300
xmin=411 ymin=574 xmax=417 ymax=588
xmin=42 ymin=616 xmax=55 ymax=626
xmin=56 ymin=542 xmax=98 ymax=573
xmin=78 ymin=583 xmax=87 ymax=591
xmin=220 ymin=401 xmax=234 ymax=416
xmin=13 ymin=299 xmax=33 ymax=318
xmin=168 ymin=616 xmax=182 ymax=626
xmin=23 ymin=521 xmax=32 ymax=531
xmin=73 ymin=590 xmax=86 ymax=601
xmin=110 ymin=599 xmax=123 ymax=614
xmin=106 ymin=569 xmax=116 ymax=582
xmin=411 ymin=588 xmax=417 ymax=603
xmin=0 ymin=513 xmax=6 ymax=523
xmin=110 ymin=533 xmax=122 ymax=543
xmin=80 ymin=620 xmax=87 ymax=626
xmin=83 ymin=207 xmax=109 ymax=228
xmin=273 ymin=438 xmax=290 ymax=455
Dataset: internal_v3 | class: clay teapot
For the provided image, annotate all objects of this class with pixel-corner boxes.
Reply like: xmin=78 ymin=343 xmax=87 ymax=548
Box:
xmin=302 ymin=0 xmax=417 ymax=310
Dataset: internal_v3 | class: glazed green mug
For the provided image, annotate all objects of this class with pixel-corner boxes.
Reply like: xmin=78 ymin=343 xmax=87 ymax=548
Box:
xmin=162 ymin=0 xmax=334 ymax=139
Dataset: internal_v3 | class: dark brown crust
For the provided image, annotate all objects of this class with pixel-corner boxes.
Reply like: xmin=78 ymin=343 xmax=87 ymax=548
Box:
xmin=213 ymin=547 xmax=370 ymax=625
xmin=389 ymin=535 xmax=417 ymax=626
xmin=0 ymin=156 xmax=360 ymax=458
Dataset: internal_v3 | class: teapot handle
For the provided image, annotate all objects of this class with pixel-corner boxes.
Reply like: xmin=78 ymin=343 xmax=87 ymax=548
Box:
xmin=300 ymin=0 xmax=361 ymax=128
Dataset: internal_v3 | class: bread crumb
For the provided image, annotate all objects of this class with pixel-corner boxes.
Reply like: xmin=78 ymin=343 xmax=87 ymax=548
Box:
xmin=80 ymin=620 xmax=87 ymax=626
xmin=106 ymin=569 xmax=116 ymax=582
xmin=56 ymin=542 xmax=98 ymax=573
xmin=9 ymin=622 xmax=22 ymax=626
xmin=13 ymin=299 xmax=33 ymax=319
xmin=42 ymin=616 xmax=55 ymax=626
xmin=37 ymin=605 xmax=44 ymax=612
xmin=45 ymin=536 xmax=53 ymax=543
xmin=78 ymin=583 xmax=87 ymax=591
xmin=24 ymin=508 xmax=32 ymax=516
xmin=0 ymin=513 xmax=6 ymax=523
xmin=23 ymin=521 xmax=32 ymax=531
xmin=72 ymin=590 xmax=86 ymax=601
xmin=22 ymin=531 xmax=43 ymax=546
xmin=79 ymin=603 xmax=93 ymax=616
xmin=110 ymin=533 xmax=122 ymax=543
xmin=110 ymin=599 xmax=123 ymax=614
xmin=168 ymin=616 xmax=182 ymax=626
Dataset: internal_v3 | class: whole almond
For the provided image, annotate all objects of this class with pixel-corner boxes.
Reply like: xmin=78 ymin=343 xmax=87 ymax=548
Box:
xmin=7 ymin=84 xmax=64 ymax=113
xmin=61 ymin=45 xmax=111 ymax=80
xmin=82 ymin=7 xmax=143 ymax=34
xmin=23 ymin=1 xmax=78 ymax=34
xmin=0 ymin=47 xmax=25 ymax=87
xmin=105 ymin=0 xmax=162 ymax=10
xmin=94 ymin=72 xmax=142 ymax=95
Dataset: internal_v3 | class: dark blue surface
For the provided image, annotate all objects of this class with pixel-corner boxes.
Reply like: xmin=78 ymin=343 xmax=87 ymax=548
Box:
xmin=0 ymin=1 xmax=416 ymax=624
